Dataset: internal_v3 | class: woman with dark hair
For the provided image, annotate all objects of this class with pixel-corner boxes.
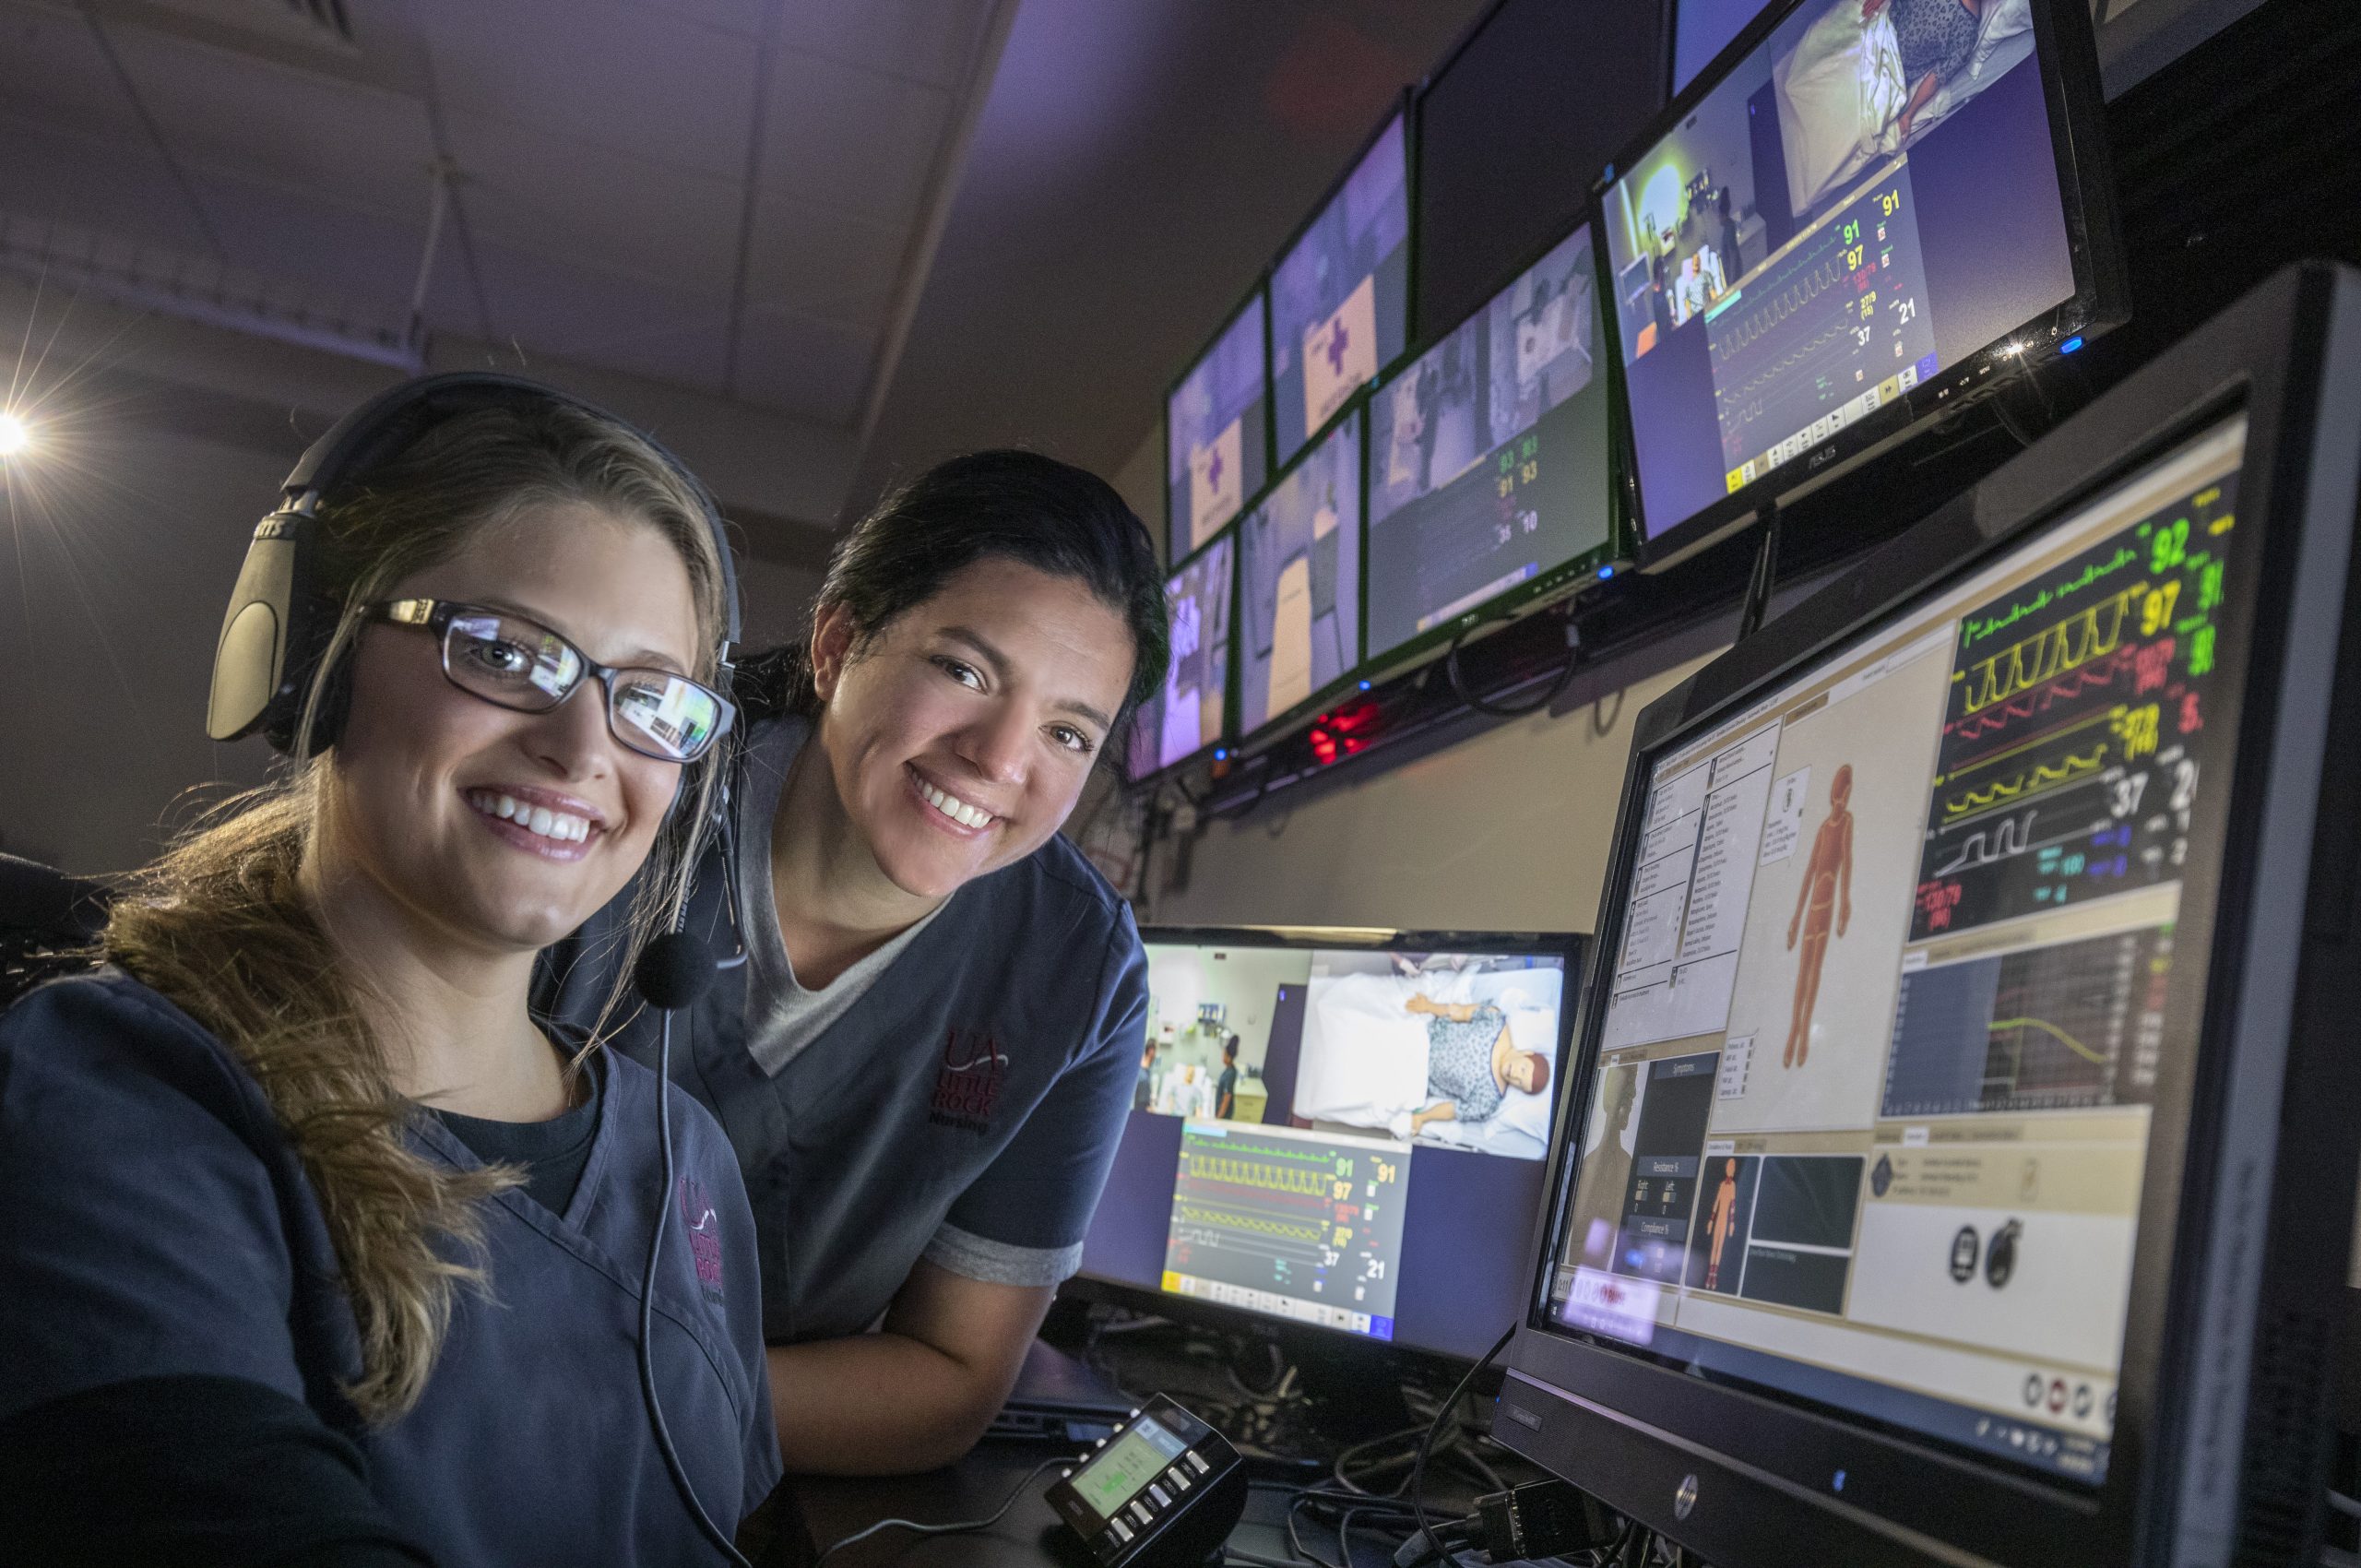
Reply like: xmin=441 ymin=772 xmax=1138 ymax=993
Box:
xmin=542 ymin=449 xmax=1170 ymax=1476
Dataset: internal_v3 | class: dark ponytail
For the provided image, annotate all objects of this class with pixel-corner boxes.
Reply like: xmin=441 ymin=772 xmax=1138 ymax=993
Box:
xmin=742 ymin=451 xmax=1169 ymax=729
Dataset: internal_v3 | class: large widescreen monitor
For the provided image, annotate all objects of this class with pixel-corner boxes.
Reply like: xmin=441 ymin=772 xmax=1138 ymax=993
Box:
xmin=1271 ymin=111 xmax=1411 ymax=469
xmin=1365 ymin=223 xmax=1618 ymax=671
xmin=1599 ymin=0 xmax=2119 ymax=565
xmin=1492 ymin=265 xmax=2361 ymax=1566
xmin=1239 ymin=410 xmax=1361 ymax=740
xmin=1074 ymin=929 xmax=1582 ymax=1361
xmin=1126 ymin=533 xmax=1235 ymax=781
xmin=1168 ymin=290 xmax=1269 ymax=562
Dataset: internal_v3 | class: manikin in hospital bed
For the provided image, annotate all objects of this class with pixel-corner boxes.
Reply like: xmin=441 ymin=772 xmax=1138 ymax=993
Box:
xmin=1774 ymin=0 xmax=2035 ymax=214
xmin=1292 ymin=967 xmax=1565 ymax=1160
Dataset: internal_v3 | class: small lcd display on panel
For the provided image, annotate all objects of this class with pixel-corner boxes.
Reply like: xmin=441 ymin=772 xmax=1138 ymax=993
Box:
xmin=1272 ymin=114 xmax=1410 ymax=468
xmin=1604 ymin=0 xmax=2078 ymax=542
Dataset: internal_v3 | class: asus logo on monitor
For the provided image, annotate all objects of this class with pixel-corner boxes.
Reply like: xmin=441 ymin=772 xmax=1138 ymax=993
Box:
xmin=1808 ymin=445 xmax=1836 ymax=470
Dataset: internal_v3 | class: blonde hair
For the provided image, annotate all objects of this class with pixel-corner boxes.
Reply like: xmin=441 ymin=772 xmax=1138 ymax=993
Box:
xmin=104 ymin=398 xmax=730 ymax=1421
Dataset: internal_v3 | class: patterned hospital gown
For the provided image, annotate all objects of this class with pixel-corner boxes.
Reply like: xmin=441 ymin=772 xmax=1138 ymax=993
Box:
xmin=1424 ymin=1004 xmax=1507 ymax=1123
xmin=1892 ymin=0 xmax=1980 ymax=87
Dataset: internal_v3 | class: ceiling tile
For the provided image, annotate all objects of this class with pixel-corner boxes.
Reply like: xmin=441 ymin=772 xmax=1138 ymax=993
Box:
xmin=0 ymin=118 xmax=219 ymax=257
xmin=421 ymin=0 xmax=759 ymax=181
xmin=758 ymin=50 xmax=952 ymax=231
xmin=0 ymin=1 xmax=152 ymax=150
xmin=442 ymin=106 xmax=741 ymax=301
xmin=109 ymin=27 xmax=436 ymax=221
xmin=739 ymin=199 xmax=900 ymax=331
xmin=733 ymin=303 xmax=872 ymax=426
xmin=185 ymin=167 xmax=427 ymax=306
xmin=469 ymin=235 xmax=733 ymax=398
xmin=774 ymin=0 xmax=991 ymax=90
xmin=623 ymin=0 xmax=768 ymax=41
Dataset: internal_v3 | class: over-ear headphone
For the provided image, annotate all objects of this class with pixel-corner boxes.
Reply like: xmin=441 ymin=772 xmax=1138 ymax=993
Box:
xmin=206 ymin=371 xmax=742 ymax=756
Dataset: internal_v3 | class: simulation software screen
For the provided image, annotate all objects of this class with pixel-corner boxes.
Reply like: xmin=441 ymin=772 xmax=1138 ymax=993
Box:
xmin=1271 ymin=114 xmax=1410 ymax=468
xmin=1085 ymin=943 xmax=1570 ymax=1355
xmin=1603 ymin=0 xmax=2078 ymax=541
xmin=1169 ymin=294 xmax=1269 ymax=562
xmin=1127 ymin=535 xmax=1234 ymax=779
xmin=1240 ymin=412 xmax=1361 ymax=735
xmin=1366 ymin=224 xmax=1613 ymax=662
xmin=1547 ymin=417 xmax=2248 ymax=1487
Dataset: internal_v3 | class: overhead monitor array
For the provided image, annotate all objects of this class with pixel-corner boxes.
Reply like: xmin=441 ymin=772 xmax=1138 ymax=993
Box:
xmin=1140 ymin=0 xmax=2117 ymax=785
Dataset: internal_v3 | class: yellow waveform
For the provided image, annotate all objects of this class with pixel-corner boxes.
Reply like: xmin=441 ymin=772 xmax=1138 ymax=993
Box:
xmin=1940 ymin=746 xmax=2108 ymax=823
xmin=1182 ymin=1157 xmax=1329 ymax=1196
xmin=1957 ymin=583 xmax=2146 ymax=716
xmin=1988 ymin=1016 xmax=2109 ymax=1067
xmin=1173 ymin=1205 xmax=1326 ymax=1243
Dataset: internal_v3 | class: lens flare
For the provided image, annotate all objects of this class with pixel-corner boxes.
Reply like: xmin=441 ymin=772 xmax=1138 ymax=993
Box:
xmin=0 ymin=412 xmax=28 ymax=456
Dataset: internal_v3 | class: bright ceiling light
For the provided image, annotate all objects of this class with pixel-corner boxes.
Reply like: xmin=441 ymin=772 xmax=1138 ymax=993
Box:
xmin=0 ymin=412 xmax=28 ymax=457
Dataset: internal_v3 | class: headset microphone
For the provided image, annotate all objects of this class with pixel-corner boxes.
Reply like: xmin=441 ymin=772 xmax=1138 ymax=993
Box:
xmin=635 ymin=931 xmax=718 ymax=1012
xmin=633 ymin=926 xmax=750 ymax=1568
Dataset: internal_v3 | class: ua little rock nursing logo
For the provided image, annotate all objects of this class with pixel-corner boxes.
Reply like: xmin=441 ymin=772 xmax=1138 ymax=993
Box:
xmin=929 ymin=1025 xmax=1009 ymax=1134
xmin=677 ymin=1176 xmax=726 ymax=1304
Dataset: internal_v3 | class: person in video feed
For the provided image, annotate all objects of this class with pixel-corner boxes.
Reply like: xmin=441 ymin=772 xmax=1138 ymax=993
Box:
xmin=1403 ymin=993 xmax=1553 ymax=1135
xmin=1866 ymin=0 xmax=1983 ymax=141
xmin=540 ymin=452 xmax=1172 ymax=1477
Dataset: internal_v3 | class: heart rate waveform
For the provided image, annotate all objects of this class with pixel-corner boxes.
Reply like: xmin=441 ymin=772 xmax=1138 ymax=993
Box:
xmin=1915 ymin=465 xmax=2241 ymax=941
xmin=1161 ymin=1124 xmax=1412 ymax=1336
xmin=1880 ymin=924 xmax=2171 ymax=1117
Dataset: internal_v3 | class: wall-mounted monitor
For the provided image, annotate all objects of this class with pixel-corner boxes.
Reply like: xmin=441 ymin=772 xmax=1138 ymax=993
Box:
xmin=1675 ymin=0 xmax=1771 ymax=91
xmin=1493 ymin=264 xmax=2361 ymax=1567
xmin=1126 ymin=532 xmax=1236 ymax=782
xmin=1074 ymin=928 xmax=1584 ymax=1360
xmin=1271 ymin=110 xmax=1412 ymax=469
xmin=1239 ymin=410 xmax=1361 ymax=741
xmin=1168 ymin=289 xmax=1270 ymax=563
xmin=1599 ymin=0 xmax=2121 ymax=567
xmin=1365 ymin=222 xmax=1619 ymax=671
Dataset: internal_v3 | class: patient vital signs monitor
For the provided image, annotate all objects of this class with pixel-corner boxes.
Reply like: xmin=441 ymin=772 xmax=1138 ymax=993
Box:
xmin=1076 ymin=930 xmax=1580 ymax=1361
xmin=1600 ymin=0 xmax=2120 ymax=564
xmin=1497 ymin=266 xmax=2361 ymax=1567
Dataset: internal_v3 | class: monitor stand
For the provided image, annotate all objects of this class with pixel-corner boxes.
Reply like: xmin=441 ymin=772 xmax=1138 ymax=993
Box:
xmin=1292 ymin=1339 xmax=1417 ymax=1445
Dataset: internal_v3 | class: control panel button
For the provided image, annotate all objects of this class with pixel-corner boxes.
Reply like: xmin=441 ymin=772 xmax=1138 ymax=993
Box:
xmin=1167 ymin=1467 xmax=1192 ymax=1492
xmin=1130 ymin=1501 xmax=1154 ymax=1526
xmin=1109 ymin=1518 xmax=1134 ymax=1545
xmin=1147 ymin=1483 xmax=1170 ymax=1508
xmin=1186 ymin=1450 xmax=1210 ymax=1475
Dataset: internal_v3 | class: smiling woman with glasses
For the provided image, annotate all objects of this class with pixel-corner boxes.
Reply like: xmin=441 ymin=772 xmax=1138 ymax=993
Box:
xmin=0 ymin=386 xmax=779 ymax=1567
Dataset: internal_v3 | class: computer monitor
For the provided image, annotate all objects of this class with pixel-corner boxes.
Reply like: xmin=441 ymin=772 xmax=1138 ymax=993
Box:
xmin=1493 ymin=264 xmax=2361 ymax=1566
xmin=1169 ymin=288 xmax=1270 ymax=563
xmin=1271 ymin=109 xmax=1412 ymax=469
xmin=1239 ymin=410 xmax=1361 ymax=741
xmin=1598 ymin=0 xmax=2122 ymax=567
xmin=1674 ymin=0 xmax=1769 ymax=92
xmin=1364 ymin=222 xmax=1619 ymax=672
xmin=1075 ymin=928 xmax=1583 ymax=1361
xmin=1127 ymin=532 xmax=1236 ymax=781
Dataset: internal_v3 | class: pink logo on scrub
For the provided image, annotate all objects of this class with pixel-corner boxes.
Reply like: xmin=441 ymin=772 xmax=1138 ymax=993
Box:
xmin=678 ymin=1176 xmax=725 ymax=1302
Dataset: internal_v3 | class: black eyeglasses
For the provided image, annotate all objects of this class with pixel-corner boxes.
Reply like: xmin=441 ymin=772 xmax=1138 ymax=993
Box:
xmin=367 ymin=598 xmax=735 ymax=764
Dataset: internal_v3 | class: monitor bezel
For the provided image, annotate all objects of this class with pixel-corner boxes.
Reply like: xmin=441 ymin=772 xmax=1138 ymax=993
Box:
xmin=1495 ymin=263 xmax=2361 ymax=1567
xmin=1231 ymin=403 xmax=1370 ymax=748
xmin=1269 ymin=93 xmax=1420 ymax=472
xmin=1358 ymin=216 xmax=1634 ymax=685
xmin=1073 ymin=922 xmax=1587 ymax=1364
xmin=1164 ymin=276 xmax=1275 ymax=565
xmin=1598 ymin=0 xmax=2128 ymax=573
xmin=1126 ymin=525 xmax=1242 ymax=785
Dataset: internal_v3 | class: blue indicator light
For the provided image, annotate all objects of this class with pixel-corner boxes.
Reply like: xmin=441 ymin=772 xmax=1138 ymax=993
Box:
xmin=1833 ymin=1469 xmax=1847 ymax=1492
xmin=1358 ymin=680 xmax=1371 ymax=691
xmin=1213 ymin=748 xmax=1228 ymax=761
xmin=1597 ymin=564 xmax=1616 ymax=580
xmin=2059 ymin=335 xmax=2084 ymax=354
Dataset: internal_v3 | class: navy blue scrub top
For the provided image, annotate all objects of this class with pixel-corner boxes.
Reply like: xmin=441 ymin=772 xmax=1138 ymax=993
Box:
xmin=540 ymin=714 xmax=1151 ymax=1345
xmin=0 ymin=970 xmax=781 ymax=1566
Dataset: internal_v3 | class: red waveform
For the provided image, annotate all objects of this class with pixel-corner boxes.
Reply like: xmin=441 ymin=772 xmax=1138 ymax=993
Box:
xmin=1944 ymin=644 xmax=2138 ymax=742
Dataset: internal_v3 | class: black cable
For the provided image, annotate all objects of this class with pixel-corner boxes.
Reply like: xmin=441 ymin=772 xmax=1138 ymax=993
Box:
xmin=1411 ymin=1323 xmax=1516 ymax=1553
xmin=641 ymin=1006 xmax=754 ymax=1568
xmin=812 ymin=1455 xmax=1072 ymax=1564
xmin=1736 ymin=498 xmax=1782 ymax=641
xmin=1443 ymin=623 xmax=1579 ymax=719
